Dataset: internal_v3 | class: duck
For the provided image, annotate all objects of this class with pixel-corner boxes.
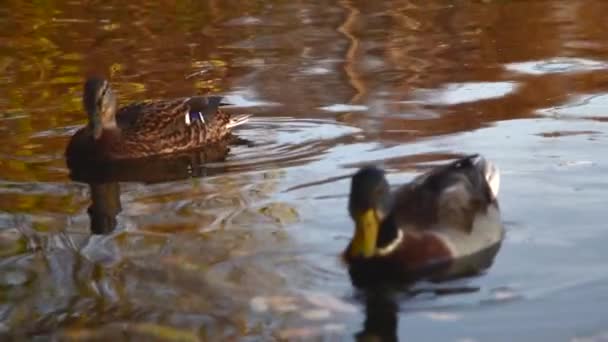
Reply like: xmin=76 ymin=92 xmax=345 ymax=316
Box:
xmin=65 ymin=77 xmax=251 ymax=164
xmin=343 ymin=154 xmax=504 ymax=287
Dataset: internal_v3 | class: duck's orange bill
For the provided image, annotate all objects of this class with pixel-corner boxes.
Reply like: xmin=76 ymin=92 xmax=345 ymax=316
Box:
xmin=349 ymin=209 xmax=379 ymax=258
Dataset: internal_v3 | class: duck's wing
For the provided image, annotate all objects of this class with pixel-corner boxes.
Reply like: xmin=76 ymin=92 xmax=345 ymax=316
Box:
xmin=187 ymin=97 xmax=251 ymax=129
xmin=115 ymin=98 xmax=189 ymax=134
xmin=115 ymin=96 xmax=233 ymax=138
xmin=392 ymin=155 xmax=499 ymax=233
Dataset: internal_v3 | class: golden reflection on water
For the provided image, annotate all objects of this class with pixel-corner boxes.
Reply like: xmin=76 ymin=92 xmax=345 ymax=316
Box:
xmin=1 ymin=0 xmax=608 ymax=340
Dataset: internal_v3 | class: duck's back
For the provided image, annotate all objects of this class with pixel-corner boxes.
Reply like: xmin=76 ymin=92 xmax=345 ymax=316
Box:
xmin=391 ymin=155 xmax=498 ymax=233
xmin=66 ymin=95 xmax=238 ymax=162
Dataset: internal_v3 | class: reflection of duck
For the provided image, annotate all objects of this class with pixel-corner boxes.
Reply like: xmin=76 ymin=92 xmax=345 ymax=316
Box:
xmin=66 ymin=77 xmax=251 ymax=164
xmin=355 ymin=286 xmax=482 ymax=341
xmin=88 ymin=182 xmax=122 ymax=235
xmin=75 ymin=147 xmax=231 ymax=234
xmin=68 ymin=144 xmax=232 ymax=184
xmin=356 ymin=292 xmax=399 ymax=342
xmin=344 ymin=154 xmax=504 ymax=287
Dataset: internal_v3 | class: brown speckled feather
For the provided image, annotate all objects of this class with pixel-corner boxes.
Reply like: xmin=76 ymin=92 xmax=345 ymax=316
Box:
xmin=66 ymin=89 xmax=249 ymax=163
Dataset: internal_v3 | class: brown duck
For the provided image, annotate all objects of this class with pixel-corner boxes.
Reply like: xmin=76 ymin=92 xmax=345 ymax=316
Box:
xmin=66 ymin=77 xmax=251 ymax=164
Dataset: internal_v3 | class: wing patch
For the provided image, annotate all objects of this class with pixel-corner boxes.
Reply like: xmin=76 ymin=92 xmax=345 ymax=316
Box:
xmin=184 ymin=111 xmax=206 ymax=126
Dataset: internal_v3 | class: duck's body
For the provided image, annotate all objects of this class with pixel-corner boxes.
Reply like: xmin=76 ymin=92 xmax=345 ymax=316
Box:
xmin=344 ymin=155 xmax=504 ymax=286
xmin=66 ymin=78 xmax=250 ymax=164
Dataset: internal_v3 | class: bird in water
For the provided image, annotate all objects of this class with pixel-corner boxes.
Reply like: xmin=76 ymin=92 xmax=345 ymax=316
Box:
xmin=343 ymin=154 xmax=504 ymax=287
xmin=66 ymin=77 xmax=251 ymax=164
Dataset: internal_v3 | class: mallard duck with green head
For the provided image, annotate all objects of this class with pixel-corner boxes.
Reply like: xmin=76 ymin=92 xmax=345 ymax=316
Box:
xmin=344 ymin=154 xmax=504 ymax=287
xmin=66 ymin=77 xmax=251 ymax=164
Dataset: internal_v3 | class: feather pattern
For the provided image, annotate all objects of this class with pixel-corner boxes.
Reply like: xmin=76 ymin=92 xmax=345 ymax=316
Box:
xmin=66 ymin=78 xmax=251 ymax=163
xmin=390 ymin=154 xmax=496 ymax=233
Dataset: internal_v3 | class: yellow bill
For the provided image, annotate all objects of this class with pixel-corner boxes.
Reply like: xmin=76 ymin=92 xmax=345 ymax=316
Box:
xmin=349 ymin=209 xmax=379 ymax=258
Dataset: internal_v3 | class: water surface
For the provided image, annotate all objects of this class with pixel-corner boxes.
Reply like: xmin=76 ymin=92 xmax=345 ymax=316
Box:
xmin=1 ymin=1 xmax=608 ymax=340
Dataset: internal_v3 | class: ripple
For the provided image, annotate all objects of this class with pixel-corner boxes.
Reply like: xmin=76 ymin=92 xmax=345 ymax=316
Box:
xmin=319 ymin=104 xmax=368 ymax=112
xmin=537 ymin=93 xmax=608 ymax=120
xmin=219 ymin=117 xmax=360 ymax=172
xmin=300 ymin=66 xmax=332 ymax=76
xmin=223 ymin=91 xmax=281 ymax=108
xmin=222 ymin=16 xmax=264 ymax=27
xmin=413 ymin=82 xmax=518 ymax=106
xmin=505 ymin=57 xmax=608 ymax=75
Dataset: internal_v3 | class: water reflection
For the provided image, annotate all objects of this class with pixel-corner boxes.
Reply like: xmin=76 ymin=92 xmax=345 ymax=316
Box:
xmin=87 ymin=182 xmax=120 ymax=235
xmin=2 ymin=0 xmax=608 ymax=339
xmin=505 ymin=57 xmax=608 ymax=75
xmin=355 ymin=284 xmax=483 ymax=342
xmin=356 ymin=292 xmax=399 ymax=342
xmin=67 ymin=144 xmax=232 ymax=184
xmin=71 ymin=145 xmax=234 ymax=235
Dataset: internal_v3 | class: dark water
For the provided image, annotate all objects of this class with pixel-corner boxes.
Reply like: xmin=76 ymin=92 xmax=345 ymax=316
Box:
xmin=1 ymin=0 xmax=608 ymax=340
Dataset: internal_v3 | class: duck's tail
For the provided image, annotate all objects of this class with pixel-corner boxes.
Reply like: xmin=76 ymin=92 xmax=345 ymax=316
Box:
xmin=473 ymin=155 xmax=500 ymax=199
xmin=227 ymin=114 xmax=252 ymax=129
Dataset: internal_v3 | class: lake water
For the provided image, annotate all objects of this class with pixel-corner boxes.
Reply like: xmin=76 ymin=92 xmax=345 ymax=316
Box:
xmin=1 ymin=1 xmax=608 ymax=340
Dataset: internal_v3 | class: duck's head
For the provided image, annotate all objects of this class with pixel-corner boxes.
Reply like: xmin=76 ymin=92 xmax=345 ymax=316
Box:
xmin=83 ymin=77 xmax=117 ymax=139
xmin=348 ymin=166 xmax=390 ymax=259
